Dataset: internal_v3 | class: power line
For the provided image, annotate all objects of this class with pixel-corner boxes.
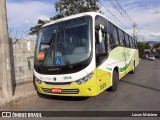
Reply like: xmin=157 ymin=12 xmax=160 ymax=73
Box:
xmin=108 ymin=0 xmax=133 ymax=27
xmin=114 ymin=0 xmax=145 ymax=40
xmin=98 ymin=0 xmax=130 ymax=29
xmin=98 ymin=0 xmax=145 ymax=41
xmin=114 ymin=0 xmax=135 ymax=24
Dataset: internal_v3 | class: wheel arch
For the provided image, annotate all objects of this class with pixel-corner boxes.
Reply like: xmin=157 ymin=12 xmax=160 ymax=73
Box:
xmin=111 ymin=66 xmax=120 ymax=85
xmin=109 ymin=66 xmax=119 ymax=91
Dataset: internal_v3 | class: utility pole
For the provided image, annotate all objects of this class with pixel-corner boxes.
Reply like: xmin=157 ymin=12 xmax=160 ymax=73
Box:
xmin=0 ymin=0 xmax=13 ymax=97
xmin=132 ymin=22 xmax=136 ymax=38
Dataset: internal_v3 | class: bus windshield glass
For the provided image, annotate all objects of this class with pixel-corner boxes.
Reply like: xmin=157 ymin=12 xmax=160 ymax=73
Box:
xmin=35 ymin=16 xmax=92 ymax=68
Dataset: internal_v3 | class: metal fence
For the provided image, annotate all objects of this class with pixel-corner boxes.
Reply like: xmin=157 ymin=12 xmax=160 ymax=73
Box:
xmin=8 ymin=28 xmax=36 ymax=42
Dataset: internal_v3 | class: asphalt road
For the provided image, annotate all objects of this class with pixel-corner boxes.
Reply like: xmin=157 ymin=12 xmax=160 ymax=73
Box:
xmin=3 ymin=59 xmax=160 ymax=120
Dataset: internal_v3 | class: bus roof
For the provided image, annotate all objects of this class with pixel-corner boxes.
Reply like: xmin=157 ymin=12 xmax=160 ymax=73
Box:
xmin=42 ymin=12 xmax=135 ymax=39
xmin=42 ymin=12 xmax=98 ymax=27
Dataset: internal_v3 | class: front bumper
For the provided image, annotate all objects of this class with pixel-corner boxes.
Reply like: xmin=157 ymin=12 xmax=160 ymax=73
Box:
xmin=35 ymin=80 xmax=98 ymax=97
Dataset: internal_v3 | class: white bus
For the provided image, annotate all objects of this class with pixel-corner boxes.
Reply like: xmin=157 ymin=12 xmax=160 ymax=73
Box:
xmin=33 ymin=12 xmax=139 ymax=97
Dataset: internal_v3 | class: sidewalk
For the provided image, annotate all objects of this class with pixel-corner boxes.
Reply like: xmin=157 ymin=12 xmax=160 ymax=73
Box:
xmin=0 ymin=83 xmax=36 ymax=110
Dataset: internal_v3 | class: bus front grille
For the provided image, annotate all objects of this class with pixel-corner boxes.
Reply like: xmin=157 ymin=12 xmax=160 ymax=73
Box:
xmin=41 ymin=88 xmax=79 ymax=94
xmin=43 ymin=82 xmax=71 ymax=86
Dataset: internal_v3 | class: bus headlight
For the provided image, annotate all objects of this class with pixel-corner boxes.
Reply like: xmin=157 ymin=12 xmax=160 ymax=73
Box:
xmin=75 ymin=72 xmax=94 ymax=85
xmin=35 ymin=77 xmax=42 ymax=84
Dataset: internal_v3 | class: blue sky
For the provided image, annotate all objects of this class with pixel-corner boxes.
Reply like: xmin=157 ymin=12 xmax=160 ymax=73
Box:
xmin=6 ymin=0 xmax=160 ymax=42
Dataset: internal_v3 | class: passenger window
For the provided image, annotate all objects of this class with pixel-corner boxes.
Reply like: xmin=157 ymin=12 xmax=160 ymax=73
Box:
xmin=125 ymin=34 xmax=130 ymax=47
xmin=108 ymin=22 xmax=119 ymax=48
xmin=95 ymin=29 xmax=108 ymax=67
xmin=95 ymin=15 xmax=108 ymax=67
xmin=131 ymin=38 xmax=135 ymax=48
xmin=134 ymin=39 xmax=137 ymax=48
xmin=129 ymin=37 xmax=132 ymax=48
xmin=118 ymin=29 xmax=125 ymax=46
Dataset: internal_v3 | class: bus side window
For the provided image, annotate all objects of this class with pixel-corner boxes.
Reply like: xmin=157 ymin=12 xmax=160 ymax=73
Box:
xmin=95 ymin=30 xmax=99 ymax=44
xmin=134 ymin=39 xmax=137 ymax=48
xmin=125 ymin=34 xmax=130 ymax=47
xmin=129 ymin=36 xmax=132 ymax=48
xmin=95 ymin=15 xmax=109 ymax=67
xmin=118 ymin=29 xmax=125 ymax=46
xmin=122 ymin=33 xmax=126 ymax=46
xmin=131 ymin=38 xmax=135 ymax=48
xmin=95 ymin=28 xmax=108 ymax=67
xmin=95 ymin=30 xmax=107 ymax=55
xmin=108 ymin=22 xmax=119 ymax=49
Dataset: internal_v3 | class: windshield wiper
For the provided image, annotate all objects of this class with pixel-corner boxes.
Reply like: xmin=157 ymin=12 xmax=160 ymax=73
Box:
xmin=58 ymin=42 xmax=72 ymax=69
xmin=40 ymin=33 xmax=55 ymax=67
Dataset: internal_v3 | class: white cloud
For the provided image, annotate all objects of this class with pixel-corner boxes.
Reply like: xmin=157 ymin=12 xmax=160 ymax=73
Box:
xmin=146 ymin=32 xmax=160 ymax=40
xmin=149 ymin=8 xmax=160 ymax=14
xmin=7 ymin=1 xmax=56 ymax=30
xmin=25 ymin=20 xmax=29 ymax=24
xmin=38 ymin=16 xmax=50 ymax=21
xmin=150 ymin=32 xmax=160 ymax=37
xmin=127 ymin=7 xmax=160 ymax=41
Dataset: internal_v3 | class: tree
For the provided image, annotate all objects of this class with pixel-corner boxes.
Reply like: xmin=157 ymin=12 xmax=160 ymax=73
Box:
xmin=153 ymin=42 xmax=160 ymax=56
xmin=145 ymin=43 xmax=151 ymax=49
xmin=55 ymin=0 xmax=101 ymax=16
xmin=153 ymin=42 xmax=160 ymax=48
xmin=137 ymin=42 xmax=146 ymax=58
xmin=29 ymin=19 xmax=48 ymax=35
xmin=29 ymin=0 xmax=101 ymax=35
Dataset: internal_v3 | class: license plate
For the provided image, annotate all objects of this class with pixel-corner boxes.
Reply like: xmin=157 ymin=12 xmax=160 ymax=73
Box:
xmin=51 ymin=88 xmax=62 ymax=93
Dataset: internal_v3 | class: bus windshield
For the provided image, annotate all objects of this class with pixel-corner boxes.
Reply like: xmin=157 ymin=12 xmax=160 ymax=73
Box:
xmin=35 ymin=16 xmax=92 ymax=68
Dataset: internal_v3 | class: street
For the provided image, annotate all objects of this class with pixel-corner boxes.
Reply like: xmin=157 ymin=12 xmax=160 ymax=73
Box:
xmin=3 ymin=59 xmax=160 ymax=119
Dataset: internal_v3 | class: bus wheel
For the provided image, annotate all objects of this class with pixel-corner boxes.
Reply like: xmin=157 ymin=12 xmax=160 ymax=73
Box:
xmin=130 ymin=61 xmax=135 ymax=74
xmin=109 ymin=70 xmax=119 ymax=92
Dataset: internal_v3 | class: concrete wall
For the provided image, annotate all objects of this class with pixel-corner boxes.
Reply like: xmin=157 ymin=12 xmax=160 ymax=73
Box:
xmin=0 ymin=39 xmax=35 ymax=88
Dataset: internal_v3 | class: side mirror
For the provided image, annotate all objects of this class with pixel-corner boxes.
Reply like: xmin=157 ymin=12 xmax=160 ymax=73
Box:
xmin=99 ymin=29 xmax=102 ymax=43
xmin=98 ymin=24 xmax=104 ymax=43
xmin=107 ymin=33 xmax=109 ymax=44
xmin=106 ymin=33 xmax=111 ymax=53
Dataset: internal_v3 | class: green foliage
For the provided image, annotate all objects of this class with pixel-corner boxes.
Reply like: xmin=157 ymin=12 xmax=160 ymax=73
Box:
xmin=145 ymin=43 xmax=151 ymax=49
xmin=29 ymin=0 xmax=101 ymax=35
xmin=137 ymin=42 xmax=146 ymax=58
xmin=29 ymin=19 xmax=48 ymax=35
xmin=50 ymin=14 xmax=64 ymax=21
xmin=55 ymin=0 xmax=101 ymax=16
xmin=153 ymin=42 xmax=160 ymax=55
xmin=153 ymin=42 xmax=160 ymax=48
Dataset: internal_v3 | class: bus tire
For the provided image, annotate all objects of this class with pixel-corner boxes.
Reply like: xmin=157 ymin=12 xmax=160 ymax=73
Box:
xmin=109 ymin=70 xmax=119 ymax=92
xmin=130 ymin=61 xmax=135 ymax=74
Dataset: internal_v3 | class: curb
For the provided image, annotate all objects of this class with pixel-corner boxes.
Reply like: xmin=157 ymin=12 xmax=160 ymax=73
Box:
xmin=0 ymin=91 xmax=36 ymax=110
